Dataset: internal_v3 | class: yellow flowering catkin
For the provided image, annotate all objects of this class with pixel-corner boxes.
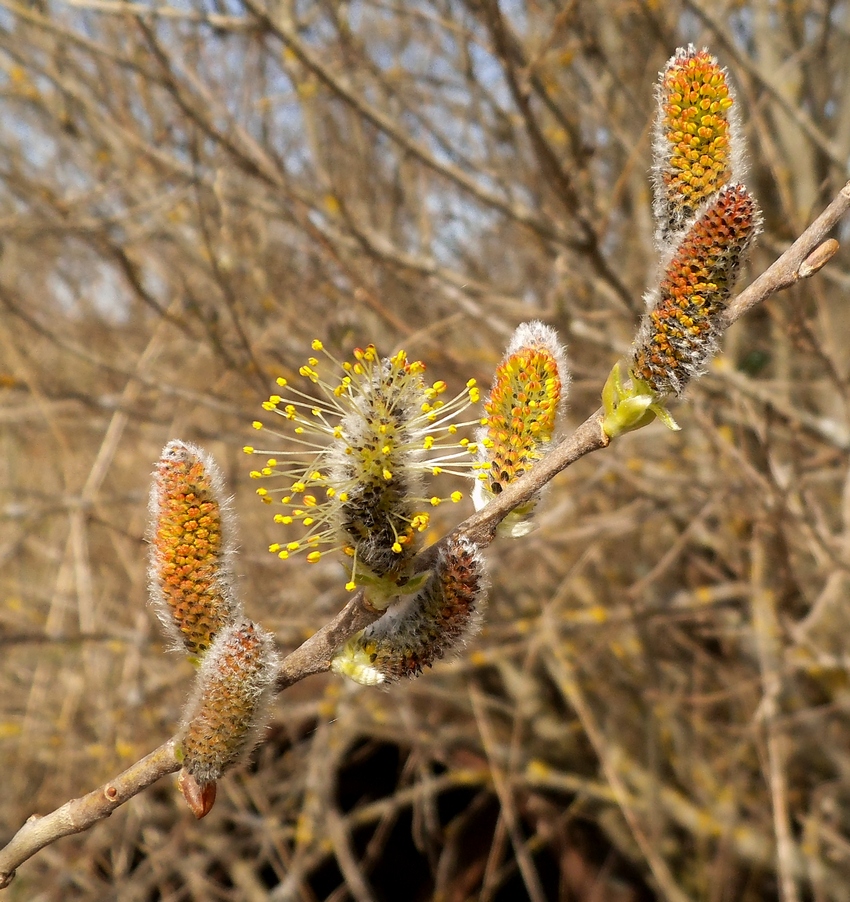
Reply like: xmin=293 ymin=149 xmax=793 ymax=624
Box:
xmin=653 ymin=45 xmax=742 ymax=244
xmin=148 ymin=441 xmax=239 ymax=658
xmin=248 ymin=342 xmax=477 ymax=598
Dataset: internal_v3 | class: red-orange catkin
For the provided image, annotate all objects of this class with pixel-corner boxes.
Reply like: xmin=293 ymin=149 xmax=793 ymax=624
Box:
xmin=653 ymin=45 xmax=742 ymax=244
xmin=179 ymin=618 xmax=279 ymax=786
xmin=148 ymin=440 xmax=239 ymax=658
xmin=633 ymin=183 xmax=760 ymax=396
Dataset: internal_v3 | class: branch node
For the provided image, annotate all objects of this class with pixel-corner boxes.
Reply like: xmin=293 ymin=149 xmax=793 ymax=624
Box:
xmin=598 ymin=416 xmax=611 ymax=447
xmin=797 ymin=238 xmax=839 ymax=279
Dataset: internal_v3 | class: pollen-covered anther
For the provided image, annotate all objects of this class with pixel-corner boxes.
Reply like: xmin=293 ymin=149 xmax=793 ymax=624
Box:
xmin=179 ymin=618 xmax=279 ymax=787
xmin=148 ymin=440 xmax=239 ymax=658
xmin=633 ymin=183 xmax=761 ymax=396
xmin=653 ymin=45 xmax=742 ymax=243
xmin=331 ymin=536 xmax=488 ymax=685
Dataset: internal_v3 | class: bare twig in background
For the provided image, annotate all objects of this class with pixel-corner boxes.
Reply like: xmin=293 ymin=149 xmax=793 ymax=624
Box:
xmin=751 ymin=526 xmax=801 ymax=902
xmin=2 ymin=169 xmax=848 ymax=884
xmin=544 ymin=640 xmax=694 ymax=902
xmin=2 ymin=2 xmax=850 ymax=898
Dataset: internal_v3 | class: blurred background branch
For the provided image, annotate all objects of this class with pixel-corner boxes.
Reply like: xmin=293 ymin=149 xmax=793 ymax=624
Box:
xmin=2 ymin=1 xmax=850 ymax=899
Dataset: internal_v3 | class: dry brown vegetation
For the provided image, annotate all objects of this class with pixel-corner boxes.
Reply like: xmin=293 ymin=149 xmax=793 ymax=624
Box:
xmin=2 ymin=1 xmax=850 ymax=900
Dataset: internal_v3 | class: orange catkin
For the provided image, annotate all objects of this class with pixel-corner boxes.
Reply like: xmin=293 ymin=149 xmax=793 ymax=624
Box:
xmin=653 ymin=45 xmax=741 ymax=244
xmin=148 ymin=440 xmax=239 ymax=658
xmin=473 ymin=321 xmax=569 ymax=537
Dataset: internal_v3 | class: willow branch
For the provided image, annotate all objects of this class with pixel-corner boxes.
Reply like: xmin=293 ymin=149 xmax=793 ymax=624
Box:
xmin=1 ymin=179 xmax=849 ymax=890
xmin=0 ymin=741 xmax=180 ymax=889
xmin=722 ymin=181 xmax=850 ymax=328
